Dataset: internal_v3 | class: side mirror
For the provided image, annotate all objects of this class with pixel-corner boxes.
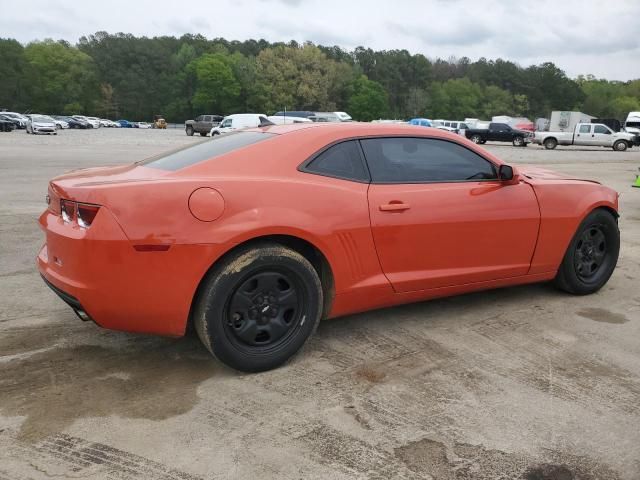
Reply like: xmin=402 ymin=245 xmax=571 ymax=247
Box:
xmin=499 ymin=164 xmax=519 ymax=185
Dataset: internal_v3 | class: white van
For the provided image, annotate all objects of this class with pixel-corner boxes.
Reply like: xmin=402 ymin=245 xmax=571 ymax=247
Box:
xmin=624 ymin=112 xmax=640 ymax=135
xmin=210 ymin=114 xmax=274 ymax=136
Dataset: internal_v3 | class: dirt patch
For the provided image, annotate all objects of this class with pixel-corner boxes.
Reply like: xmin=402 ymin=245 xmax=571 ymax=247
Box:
xmin=577 ymin=308 xmax=629 ymax=324
xmin=0 ymin=334 xmax=223 ymax=441
xmin=354 ymin=364 xmax=386 ymax=383
xmin=394 ymin=438 xmax=621 ymax=480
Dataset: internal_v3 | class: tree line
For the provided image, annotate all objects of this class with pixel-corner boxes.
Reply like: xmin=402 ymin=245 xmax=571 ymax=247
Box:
xmin=1 ymin=32 xmax=639 ymax=122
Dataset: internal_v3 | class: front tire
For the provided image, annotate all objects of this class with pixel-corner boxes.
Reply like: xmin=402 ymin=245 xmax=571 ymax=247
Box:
xmin=186 ymin=126 xmax=194 ymax=136
xmin=554 ymin=209 xmax=619 ymax=295
xmin=512 ymin=136 xmax=524 ymax=147
xmin=194 ymin=243 xmax=323 ymax=372
xmin=200 ymin=132 xmax=207 ymax=137
xmin=613 ymin=140 xmax=628 ymax=152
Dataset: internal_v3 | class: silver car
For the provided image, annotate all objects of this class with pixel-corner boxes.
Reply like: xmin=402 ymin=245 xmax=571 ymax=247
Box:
xmin=27 ymin=115 xmax=57 ymax=135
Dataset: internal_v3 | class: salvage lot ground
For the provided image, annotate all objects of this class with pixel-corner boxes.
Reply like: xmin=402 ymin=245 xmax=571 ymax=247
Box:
xmin=1 ymin=128 xmax=639 ymax=479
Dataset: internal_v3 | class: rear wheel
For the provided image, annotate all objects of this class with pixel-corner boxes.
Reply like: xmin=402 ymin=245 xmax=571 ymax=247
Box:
xmin=554 ymin=209 xmax=619 ymax=295
xmin=544 ymin=137 xmax=558 ymax=150
xmin=186 ymin=126 xmax=194 ymax=136
xmin=194 ymin=243 xmax=323 ymax=372
xmin=613 ymin=140 xmax=628 ymax=152
xmin=470 ymin=134 xmax=482 ymax=144
xmin=200 ymin=132 xmax=207 ymax=137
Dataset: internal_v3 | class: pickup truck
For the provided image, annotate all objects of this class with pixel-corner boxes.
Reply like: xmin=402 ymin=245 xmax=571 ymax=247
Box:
xmin=534 ymin=123 xmax=635 ymax=151
xmin=464 ymin=122 xmax=533 ymax=147
xmin=185 ymin=114 xmax=223 ymax=136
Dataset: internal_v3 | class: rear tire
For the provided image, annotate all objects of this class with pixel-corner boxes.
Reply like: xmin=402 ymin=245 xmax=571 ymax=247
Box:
xmin=194 ymin=243 xmax=323 ymax=372
xmin=470 ymin=134 xmax=482 ymax=144
xmin=554 ymin=209 xmax=619 ymax=295
xmin=613 ymin=140 xmax=628 ymax=152
xmin=544 ymin=137 xmax=558 ymax=150
xmin=200 ymin=132 xmax=207 ymax=137
xmin=186 ymin=126 xmax=194 ymax=136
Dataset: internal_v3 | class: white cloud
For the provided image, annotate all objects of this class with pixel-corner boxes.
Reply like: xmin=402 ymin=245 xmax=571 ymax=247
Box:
xmin=1 ymin=0 xmax=639 ymax=80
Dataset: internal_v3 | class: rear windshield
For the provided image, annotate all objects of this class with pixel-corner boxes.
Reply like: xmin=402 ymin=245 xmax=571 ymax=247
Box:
xmin=140 ymin=131 xmax=275 ymax=171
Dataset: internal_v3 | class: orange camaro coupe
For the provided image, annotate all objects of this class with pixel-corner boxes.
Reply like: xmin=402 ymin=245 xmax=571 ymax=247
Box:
xmin=38 ymin=123 xmax=620 ymax=371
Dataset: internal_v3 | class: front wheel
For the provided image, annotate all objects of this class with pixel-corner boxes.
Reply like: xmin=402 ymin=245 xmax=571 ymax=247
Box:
xmin=186 ymin=126 xmax=194 ymax=136
xmin=512 ymin=136 xmax=524 ymax=147
xmin=194 ymin=243 xmax=323 ymax=372
xmin=200 ymin=132 xmax=207 ymax=137
xmin=613 ymin=140 xmax=628 ymax=152
xmin=554 ymin=209 xmax=619 ymax=295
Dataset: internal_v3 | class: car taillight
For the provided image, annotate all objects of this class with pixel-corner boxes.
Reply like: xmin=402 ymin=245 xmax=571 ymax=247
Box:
xmin=59 ymin=199 xmax=100 ymax=228
xmin=60 ymin=199 xmax=75 ymax=223
xmin=77 ymin=203 xmax=100 ymax=228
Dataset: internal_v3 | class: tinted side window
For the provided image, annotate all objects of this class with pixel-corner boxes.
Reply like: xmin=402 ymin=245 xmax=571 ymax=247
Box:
xmin=594 ymin=125 xmax=610 ymax=134
xmin=305 ymin=141 xmax=369 ymax=182
xmin=361 ymin=137 xmax=497 ymax=183
xmin=203 ymin=115 xmax=212 ymax=122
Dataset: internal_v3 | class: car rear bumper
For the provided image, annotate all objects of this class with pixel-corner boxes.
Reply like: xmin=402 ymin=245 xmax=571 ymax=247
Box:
xmin=37 ymin=207 xmax=225 ymax=336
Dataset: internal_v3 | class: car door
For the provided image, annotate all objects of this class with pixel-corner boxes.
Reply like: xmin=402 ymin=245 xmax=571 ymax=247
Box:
xmin=592 ymin=124 xmax=614 ymax=146
xmin=363 ymin=136 xmax=540 ymax=292
xmin=574 ymin=124 xmax=593 ymax=145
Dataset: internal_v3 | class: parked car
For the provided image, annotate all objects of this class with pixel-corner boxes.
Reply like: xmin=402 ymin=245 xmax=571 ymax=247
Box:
xmin=408 ymin=118 xmax=432 ymax=127
xmin=210 ymin=114 xmax=274 ymax=136
xmin=135 ymin=122 xmax=152 ymax=129
xmin=37 ymin=123 xmax=620 ymax=372
xmin=50 ymin=116 xmax=69 ymax=130
xmin=116 ymin=120 xmax=133 ymax=128
xmin=0 ymin=114 xmax=21 ymax=130
xmin=87 ymin=117 xmax=103 ymax=128
xmin=534 ymin=123 xmax=635 ymax=151
xmin=308 ymin=112 xmax=342 ymax=122
xmin=72 ymin=115 xmax=97 ymax=128
xmin=0 ymin=116 xmax=16 ymax=132
xmin=26 ymin=115 xmax=57 ymax=135
xmin=465 ymin=122 xmax=533 ymax=147
xmin=55 ymin=115 xmax=90 ymax=129
xmin=153 ymin=115 xmax=167 ymax=129
xmin=0 ymin=111 xmax=28 ymax=129
xmin=267 ymin=115 xmax=313 ymax=125
xmin=272 ymin=111 xmax=315 ymax=119
xmin=185 ymin=114 xmax=224 ymax=136
xmin=432 ymin=120 xmax=470 ymax=134
xmin=334 ymin=111 xmax=353 ymax=122
xmin=99 ymin=119 xmax=116 ymax=128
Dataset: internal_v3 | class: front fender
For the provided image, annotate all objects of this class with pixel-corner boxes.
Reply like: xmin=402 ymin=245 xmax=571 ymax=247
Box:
xmin=528 ymin=181 xmax=618 ymax=274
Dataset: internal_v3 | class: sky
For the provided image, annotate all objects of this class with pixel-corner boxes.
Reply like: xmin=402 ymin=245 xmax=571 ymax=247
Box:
xmin=2 ymin=0 xmax=639 ymax=81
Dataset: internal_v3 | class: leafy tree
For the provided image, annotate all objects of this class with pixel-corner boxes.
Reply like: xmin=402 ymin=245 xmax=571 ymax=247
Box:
xmin=23 ymin=40 xmax=98 ymax=114
xmin=188 ymin=53 xmax=240 ymax=114
xmin=0 ymin=39 xmax=27 ymax=111
xmin=348 ymin=75 xmax=388 ymax=121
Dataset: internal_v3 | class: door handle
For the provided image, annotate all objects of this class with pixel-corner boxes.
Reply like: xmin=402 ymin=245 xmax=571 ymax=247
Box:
xmin=379 ymin=202 xmax=411 ymax=212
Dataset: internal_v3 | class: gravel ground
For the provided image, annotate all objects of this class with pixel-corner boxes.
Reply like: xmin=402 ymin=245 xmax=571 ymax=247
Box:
xmin=1 ymin=128 xmax=639 ymax=479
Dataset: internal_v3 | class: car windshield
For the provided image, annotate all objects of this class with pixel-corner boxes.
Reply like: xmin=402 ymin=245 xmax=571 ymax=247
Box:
xmin=140 ymin=131 xmax=276 ymax=171
xmin=31 ymin=115 xmax=52 ymax=123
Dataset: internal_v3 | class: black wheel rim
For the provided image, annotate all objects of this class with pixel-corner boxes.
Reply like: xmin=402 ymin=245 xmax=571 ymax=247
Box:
xmin=574 ymin=224 xmax=608 ymax=281
xmin=224 ymin=269 xmax=303 ymax=351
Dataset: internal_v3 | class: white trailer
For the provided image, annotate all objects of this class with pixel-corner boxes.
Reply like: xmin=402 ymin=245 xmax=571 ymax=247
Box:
xmin=549 ymin=111 xmax=595 ymax=132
